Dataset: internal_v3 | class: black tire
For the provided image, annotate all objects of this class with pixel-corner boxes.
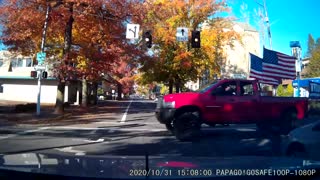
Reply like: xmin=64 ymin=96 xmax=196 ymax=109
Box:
xmin=173 ymin=112 xmax=201 ymax=141
xmin=279 ymin=110 xmax=298 ymax=135
xmin=165 ymin=122 xmax=174 ymax=135
xmin=256 ymin=122 xmax=268 ymax=131
xmin=256 ymin=122 xmax=273 ymax=136
xmin=286 ymin=143 xmax=308 ymax=158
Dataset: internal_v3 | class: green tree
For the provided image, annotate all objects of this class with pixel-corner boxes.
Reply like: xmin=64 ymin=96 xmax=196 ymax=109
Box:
xmin=305 ymin=36 xmax=320 ymax=78
xmin=277 ymin=83 xmax=293 ymax=97
xmin=286 ymin=83 xmax=294 ymax=97
xmin=307 ymin=34 xmax=315 ymax=57
xmin=277 ymin=84 xmax=284 ymax=96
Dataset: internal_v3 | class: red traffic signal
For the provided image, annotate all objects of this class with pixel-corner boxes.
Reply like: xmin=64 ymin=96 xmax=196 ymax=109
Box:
xmin=30 ymin=71 xmax=37 ymax=78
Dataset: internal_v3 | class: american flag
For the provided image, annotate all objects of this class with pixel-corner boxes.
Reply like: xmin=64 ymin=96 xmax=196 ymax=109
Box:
xmin=249 ymin=53 xmax=279 ymax=85
xmin=262 ymin=47 xmax=296 ymax=80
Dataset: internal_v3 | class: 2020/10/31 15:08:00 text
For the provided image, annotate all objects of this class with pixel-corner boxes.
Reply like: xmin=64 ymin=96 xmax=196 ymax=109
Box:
xmin=128 ymin=169 xmax=317 ymax=177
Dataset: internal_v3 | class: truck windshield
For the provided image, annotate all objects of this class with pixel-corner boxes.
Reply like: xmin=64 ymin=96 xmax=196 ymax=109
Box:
xmin=196 ymin=81 xmax=219 ymax=93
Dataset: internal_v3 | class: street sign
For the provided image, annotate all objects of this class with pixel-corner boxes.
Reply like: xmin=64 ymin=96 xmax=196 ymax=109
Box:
xmin=232 ymin=73 xmax=246 ymax=79
xmin=34 ymin=65 xmax=46 ymax=71
xmin=36 ymin=52 xmax=46 ymax=65
xmin=126 ymin=24 xmax=140 ymax=39
xmin=176 ymin=27 xmax=188 ymax=42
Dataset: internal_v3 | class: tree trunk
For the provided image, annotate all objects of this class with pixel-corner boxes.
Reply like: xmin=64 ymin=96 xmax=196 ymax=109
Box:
xmin=54 ymin=3 xmax=74 ymax=114
xmin=63 ymin=3 xmax=74 ymax=56
xmin=92 ymin=82 xmax=98 ymax=105
xmin=117 ymin=83 xmax=122 ymax=100
xmin=175 ymin=83 xmax=180 ymax=93
xmin=54 ymin=81 xmax=65 ymax=114
xmin=81 ymin=77 xmax=88 ymax=107
xmin=169 ymin=80 xmax=173 ymax=94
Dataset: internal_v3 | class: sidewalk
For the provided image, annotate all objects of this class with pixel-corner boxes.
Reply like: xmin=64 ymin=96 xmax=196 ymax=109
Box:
xmin=0 ymin=100 xmax=125 ymax=127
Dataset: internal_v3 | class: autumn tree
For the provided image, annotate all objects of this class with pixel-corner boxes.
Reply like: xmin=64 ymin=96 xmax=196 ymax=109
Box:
xmin=133 ymin=0 xmax=239 ymax=93
xmin=0 ymin=0 xmax=143 ymax=110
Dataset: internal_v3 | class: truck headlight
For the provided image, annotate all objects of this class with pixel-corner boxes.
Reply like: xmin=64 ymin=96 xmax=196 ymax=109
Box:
xmin=163 ymin=101 xmax=175 ymax=108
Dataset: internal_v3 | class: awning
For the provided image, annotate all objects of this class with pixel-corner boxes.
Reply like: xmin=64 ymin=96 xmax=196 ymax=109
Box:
xmin=292 ymin=77 xmax=320 ymax=88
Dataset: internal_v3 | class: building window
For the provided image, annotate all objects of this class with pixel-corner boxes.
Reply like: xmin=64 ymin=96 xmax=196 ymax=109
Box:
xmin=0 ymin=59 xmax=3 ymax=67
xmin=11 ymin=58 xmax=23 ymax=67
xmin=26 ymin=58 xmax=33 ymax=67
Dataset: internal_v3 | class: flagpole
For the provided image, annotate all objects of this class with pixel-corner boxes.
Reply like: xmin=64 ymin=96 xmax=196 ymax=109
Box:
xmin=261 ymin=0 xmax=276 ymax=95
xmin=263 ymin=0 xmax=272 ymax=50
xmin=256 ymin=0 xmax=272 ymax=50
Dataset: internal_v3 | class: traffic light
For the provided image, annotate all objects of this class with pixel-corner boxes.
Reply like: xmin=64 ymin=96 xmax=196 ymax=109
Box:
xmin=144 ymin=31 xmax=152 ymax=48
xmin=42 ymin=71 xmax=48 ymax=79
xmin=191 ymin=30 xmax=201 ymax=48
xmin=30 ymin=71 xmax=37 ymax=78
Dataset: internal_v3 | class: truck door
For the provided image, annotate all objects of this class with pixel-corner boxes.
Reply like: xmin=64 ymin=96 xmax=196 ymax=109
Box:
xmin=236 ymin=81 xmax=259 ymax=122
xmin=203 ymin=81 xmax=238 ymax=123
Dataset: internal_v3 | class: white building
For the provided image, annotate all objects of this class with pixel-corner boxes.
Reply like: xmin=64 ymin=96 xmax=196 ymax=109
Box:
xmin=0 ymin=50 xmax=79 ymax=104
xmin=221 ymin=22 xmax=260 ymax=78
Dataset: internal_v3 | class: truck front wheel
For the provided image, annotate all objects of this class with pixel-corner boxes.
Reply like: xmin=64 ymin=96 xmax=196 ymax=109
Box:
xmin=279 ymin=110 xmax=298 ymax=135
xmin=173 ymin=112 xmax=201 ymax=141
xmin=165 ymin=122 xmax=174 ymax=135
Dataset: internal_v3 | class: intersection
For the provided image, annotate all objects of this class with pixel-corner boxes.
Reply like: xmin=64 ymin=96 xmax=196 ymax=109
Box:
xmin=0 ymin=100 xmax=292 ymax=158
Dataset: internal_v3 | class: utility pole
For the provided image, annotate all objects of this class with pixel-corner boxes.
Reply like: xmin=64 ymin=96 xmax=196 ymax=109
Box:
xmin=256 ymin=0 xmax=272 ymax=50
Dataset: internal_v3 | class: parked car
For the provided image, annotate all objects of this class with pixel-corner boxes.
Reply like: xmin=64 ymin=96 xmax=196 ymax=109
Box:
xmin=155 ymin=79 xmax=309 ymax=141
xmin=283 ymin=120 xmax=320 ymax=160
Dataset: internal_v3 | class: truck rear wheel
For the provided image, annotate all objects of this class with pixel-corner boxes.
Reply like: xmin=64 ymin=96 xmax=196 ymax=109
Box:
xmin=173 ymin=112 xmax=201 ymax=141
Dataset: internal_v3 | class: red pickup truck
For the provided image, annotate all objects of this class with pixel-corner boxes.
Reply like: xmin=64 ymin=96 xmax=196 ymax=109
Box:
xmin=155 ymin=79 xmax=309 ymax=140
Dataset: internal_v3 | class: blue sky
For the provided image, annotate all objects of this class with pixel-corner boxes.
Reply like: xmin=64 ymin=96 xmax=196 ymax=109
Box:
xmin=229 ymin=0 xmax=320 ymax=57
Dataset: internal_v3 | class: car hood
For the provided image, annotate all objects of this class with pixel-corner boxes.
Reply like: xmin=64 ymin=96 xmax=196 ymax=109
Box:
xmin=289 ymin=123 xmax=314 ymax=137
xmin=163 ymin=92 xmax=200 ymax=103
xmin=1 ymin=153 xmax=320 ymax=179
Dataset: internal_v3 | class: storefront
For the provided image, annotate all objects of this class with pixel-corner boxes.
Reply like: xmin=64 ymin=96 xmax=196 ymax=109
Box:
xmin=292 ymin=78 xmax=320 ymax=98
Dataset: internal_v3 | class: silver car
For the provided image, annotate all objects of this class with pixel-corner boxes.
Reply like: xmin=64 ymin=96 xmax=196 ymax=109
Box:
xmin=283 ymin=120 xmax=320 ymax=160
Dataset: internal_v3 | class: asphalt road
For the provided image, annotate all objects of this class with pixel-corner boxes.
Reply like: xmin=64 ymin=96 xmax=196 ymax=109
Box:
xmin=0 ymin=100 xmax=306 ymax=157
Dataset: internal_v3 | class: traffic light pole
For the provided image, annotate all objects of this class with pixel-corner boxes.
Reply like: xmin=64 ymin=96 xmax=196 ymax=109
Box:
xmin=36 ymin=4 xmax=50 ymax=116
xmin=36 ymin=69 xmax=42 ymax=116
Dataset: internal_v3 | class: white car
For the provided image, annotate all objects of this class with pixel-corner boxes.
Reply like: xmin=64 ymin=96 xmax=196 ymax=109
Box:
xmin=283 ymin=120 xmax=320 ymax=160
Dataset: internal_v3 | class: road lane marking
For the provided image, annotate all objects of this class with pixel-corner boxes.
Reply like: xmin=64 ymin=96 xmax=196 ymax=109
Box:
xmin=55 ymin=147 xmax=87 ymax=156
xmin=95 ymin=121 xmax=160 ymax=125
xmin=46 ymin=126 xmax=166 ymax=132
xmin=120 ymin=100 xmax=133 ymax=123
